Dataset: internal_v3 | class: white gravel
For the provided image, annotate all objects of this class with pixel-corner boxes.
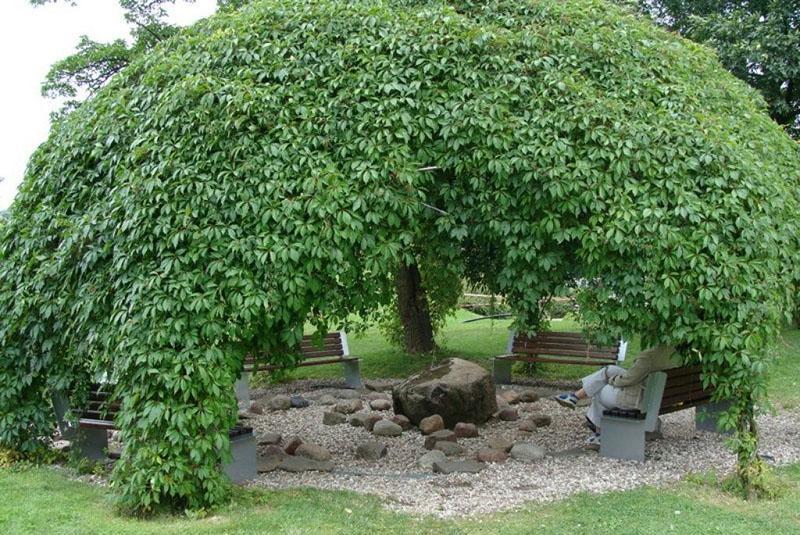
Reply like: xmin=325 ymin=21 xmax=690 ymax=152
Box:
xmin=247 ymin=381 xmax=800 ymax=518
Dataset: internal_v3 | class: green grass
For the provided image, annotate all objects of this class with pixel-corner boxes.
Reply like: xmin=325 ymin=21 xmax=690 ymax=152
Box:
xmin=768 ymin=328 xmax=800 ymax=410
xmin=2 ymin=463 xmax=800 ymax=534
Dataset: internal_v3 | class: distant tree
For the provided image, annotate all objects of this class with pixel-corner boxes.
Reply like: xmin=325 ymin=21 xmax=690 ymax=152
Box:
xmin=632 ymin=1 xmax=800 ymax=139
xmin=30 ymin=0 xmax=248 ymax=120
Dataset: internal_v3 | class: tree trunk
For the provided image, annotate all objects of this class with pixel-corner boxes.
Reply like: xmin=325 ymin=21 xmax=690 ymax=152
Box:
xmin=395 ymin=262 xmax=436 ymax=353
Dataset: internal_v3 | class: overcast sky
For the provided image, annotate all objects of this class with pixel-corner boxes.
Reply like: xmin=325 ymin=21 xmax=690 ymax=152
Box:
xmin=0 ymin=0 xmax=217 ymax=210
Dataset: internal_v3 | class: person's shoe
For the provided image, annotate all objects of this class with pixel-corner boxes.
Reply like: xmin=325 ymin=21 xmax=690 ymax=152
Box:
xmin=554 ymin=392 xmax=578 ymax=410
xmin=584 ymin=432 xmax=601 ymax=451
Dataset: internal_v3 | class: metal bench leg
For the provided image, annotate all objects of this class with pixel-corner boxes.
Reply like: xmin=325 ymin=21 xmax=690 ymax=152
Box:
xmin=600 ymin=416 xmax=646 ymax=462
xmin=696 ymin=400 xmax=732 ymax=434
xmin=77 ymin=428 xmax=109 ymax=461
xmin=493 ymin=358 xmax=513 ymax=385
xmin=342 ymin=360 xmax=363 ymax=389
xmin=224 ymin=432 xmax=257 ymax=483
xmin=234 ymin=372 xmax=251 ymax=405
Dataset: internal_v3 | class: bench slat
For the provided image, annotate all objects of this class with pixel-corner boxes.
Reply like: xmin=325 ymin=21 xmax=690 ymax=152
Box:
xmin=244 ymin=356 xmax=357 ymax=372
xmin=510 ymin=347 xmax=621 ymax=359
xmin=497 ymin=354 xmax=616 ymax=366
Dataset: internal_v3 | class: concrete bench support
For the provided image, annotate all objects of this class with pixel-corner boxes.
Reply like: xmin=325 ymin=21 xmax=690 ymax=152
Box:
xmin=492 ymin=358 xmax=513 ymax=385
xmin=224 ymin=430 xmax=257 ymax=483
xmin=600 ymin=415 xmax=646 ymax=462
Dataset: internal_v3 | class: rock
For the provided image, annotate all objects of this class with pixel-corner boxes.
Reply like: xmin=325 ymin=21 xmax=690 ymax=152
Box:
xmin=432 ymin=460 xmax=486 ymax=474
xmin=424 ymin=430 xmax=457 ymax=450
xmin=419 ymin=414 xmax=445 ymax=435
xmin=323 ymin=411 xmax=348 ymax=425
xmin=417 ymin=450 xmax=447 ymax=469
xmin=258 ymin=445 xmax=286 ymax=472
xmin=454 ymin=422 xmax=479 ymax=438
xmin=433 ymin=441 xmax=464 ymax=457
xmin=373 ymin=420 xmax=403 ymax=437
xmin=364 ymin=414 xmax=383 ymax=432
xmin=510 ymin=443 xmax=546 ymax=462
xmin=498 ymin=408 xmax=519 ymax=421
xmin=369 ymin=399 xmax=392 ymax=411
xmin=296 ymin=443 xmax=332 ymax=462
xmin=278 ymin=456 xmax=334 ymax=472
xmin=318 ymin=394 xmax=337 ymax=405
xmin=248 ymin=402 xmax=264 ymax=415
xmin=334 ymin=399 xmax=363 ymax=414
xmin=496 ymin=395 xmax=510 ymax=409
xmin=365 ymin=379 xmax=397 ymax=391
xmin=356 ymin=441 xmax=388 ymax=461
xmin=518 ymin=419 xmax=537 ymax=433
xmin=487 ymin=437 xmax=513 ymax=452
xmin=349 ymin=413 xmax=370 ymax=427
xmin=259 ymin=432 xmax=282 ymax=446
xmin=268 ymin=395 xmax=292 ymax=411
xmin=390 ymin=414 xmax=412 ymax=430
xmin=366 ymin=391 xmax=391 ymax=402
xmin=531 ymin=413 xmax=552 ymax=427
xmin=332 ymin=389 xmax=362 ymax=400
xmin=499 ymin=389 xmax=521 ymax=405
xmin=518 ymin=391 xmax=540 ymax=403
xmin=290 ymin=395 xmax=310 ymax=408
xmin=477 ymin=449 xmax=508 ymax=463
xmin=392 ymin=358 xmax=497 ymax=428
xmin=285 ymin=437 xmax=303 ymax=455
xmin=238 ymin=410 xmax=251 ymax=420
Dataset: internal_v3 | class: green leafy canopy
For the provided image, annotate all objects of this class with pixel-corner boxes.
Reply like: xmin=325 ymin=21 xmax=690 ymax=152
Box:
xmin=2 ymin=0 xmax=799 ymax=512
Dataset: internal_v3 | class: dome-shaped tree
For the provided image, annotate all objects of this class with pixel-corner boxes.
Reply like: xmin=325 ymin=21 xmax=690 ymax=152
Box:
xmin=1 ymin=0 xmax=799 ymax=512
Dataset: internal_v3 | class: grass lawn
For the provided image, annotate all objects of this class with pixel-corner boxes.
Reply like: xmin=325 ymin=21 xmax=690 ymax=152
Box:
xmin=1 ymin=315 xmax=797 ymax=534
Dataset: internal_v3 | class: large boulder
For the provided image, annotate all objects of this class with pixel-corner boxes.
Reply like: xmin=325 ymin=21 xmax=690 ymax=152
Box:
xmin=392 ymin=358 xmax=497 ymax=427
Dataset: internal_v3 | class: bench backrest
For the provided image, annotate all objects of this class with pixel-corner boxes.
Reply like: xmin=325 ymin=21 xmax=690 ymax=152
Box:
xmin=508 ymin=331 xmax=626 ymax=365
xmin=659 ymin=365 xmax=712 ymax=414
xmin=243 ymin=331 xmax=350 ymax=366
xmin=79 ymin=384 xmax=120 ymax=426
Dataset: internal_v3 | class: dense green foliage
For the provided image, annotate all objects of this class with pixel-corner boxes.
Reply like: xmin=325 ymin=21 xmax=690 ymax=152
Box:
xmin=2 ymin=0 xmax=799 ymax=512
xmin=635 ymin=1 xmax=800 ymax=139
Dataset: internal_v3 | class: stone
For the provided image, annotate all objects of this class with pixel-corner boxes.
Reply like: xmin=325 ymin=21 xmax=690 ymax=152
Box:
xmin=432 ymin=460 xmax=486 ymax=474
xmin=356 ymin=441 xmax=388 ymax=461
xmin=417 ymin=450 xmax=447 ymax=469
xmin=366 ymin=391 xmax=391 ymax=402
xmin=419 ymin=414 xmax=445 ymax=435
xmin=268 ymin=395 xmax=292 ymax=411
xmin=531 ymin=413 xmax=553 ymax=427
xmin=365 ymin=379 xmax=397 ymax=391
xmin=258 ymin=445 xmax=286 ymax=472
xmin=372 ymin=420 xmax=403 ymax=437
xmin=487 ymin=437 xmax=513 ymax=452
xmin=284 ymin=437 xmax=303 ymax=455
xmin=518 ymin=419 xmax=537 ymax=433
xmin=510 ymin=442 xmax=546 ymax=462
xmin=390 ymin=414 xmax=412 ymax=431
xmin=349 ymin=413 xmax=370 ymax=427
xmin=499 ymin=389 xmax=521 ymax=405
xmin=369 ymin=399 xmax=392 ymax=411
xmin=433 ymin=441 xmax=464 ymax=457
xmin=332 ymin=389 xmax=362 ymax=400
xmin=518 ymin=391 xmax=540 ymax=403
xmin=334 ymin=399 xmax=363 ymax=414
xmin=454 ymin=422 xmax=479 ymax=438
xmin=323 ymin=411 xmax=348 ymax=425
xmin=477 ymin=449 xmax=508 ymax=463
xmin=238 ymin=410 xmax=251 ymax=420
xmin=278 ymin=456 xmax=334 ymax=472
xmin=296 ymin=443 xmax=332 ymax=462
xmin=424 ymin=430 xmax=457 ymax=450
xmin=259 ymin=432 xmax=282 ymax=446
xmin=392 ymin=358 xmax=497 ymax=428
xmin=290 ymin=395 xmax=310 ymax=408
xmin=248 ymin=402 xmax=264 ymax=415
xmin=318 ymin=394 xmax=338 ymax=405
xmin=496 ymin=395 xmax=510 ymax=409
xmin=498 ymin=408 xmax=519 ymax=421
xmin=364 ymin=414 xmax=383 ymax=432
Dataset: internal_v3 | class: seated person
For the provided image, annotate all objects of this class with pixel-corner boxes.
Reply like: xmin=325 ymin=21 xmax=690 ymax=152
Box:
xmin=554 ymin=344 xmax=679 ymax=449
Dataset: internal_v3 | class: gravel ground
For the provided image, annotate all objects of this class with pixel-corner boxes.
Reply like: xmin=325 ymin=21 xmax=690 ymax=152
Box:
xmin=247 ymin=380 xmax=800 ymax=518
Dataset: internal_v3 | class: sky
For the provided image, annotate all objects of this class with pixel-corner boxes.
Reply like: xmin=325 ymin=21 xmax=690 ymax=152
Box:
xmin=0 ymin=0 xmax=217 ymax=210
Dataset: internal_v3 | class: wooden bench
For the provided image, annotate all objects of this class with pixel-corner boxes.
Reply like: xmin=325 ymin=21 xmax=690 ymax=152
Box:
xmin=235 ymin=331 xmax=362 ymax=403
xmin=599 ymin=365 xmax=727 ymax=462
xmin=53 ymin=384 xmax=257 ymax=482
xmin=493 ymin=331 xmax=628 ymax=384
